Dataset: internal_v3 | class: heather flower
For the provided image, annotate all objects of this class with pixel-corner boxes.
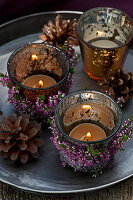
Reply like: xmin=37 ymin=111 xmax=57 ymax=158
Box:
xmin=49 ymin=116 xmax=133 ymax=177
xmin=0 ymin=42 xmax=79 ymax=123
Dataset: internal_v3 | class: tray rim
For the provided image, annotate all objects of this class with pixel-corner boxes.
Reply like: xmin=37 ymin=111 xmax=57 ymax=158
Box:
xmin=0 ymin=10 xmax=133 ymax=194
xmin=0 ymin=10 xmax=83 ymax=28
xmin=0 ymin=172 xmax=132 ymax=194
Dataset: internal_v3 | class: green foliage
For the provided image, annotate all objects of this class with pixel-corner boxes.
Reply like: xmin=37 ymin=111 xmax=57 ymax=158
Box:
xmin=68 ymin=143 xmax=73 ymax=151
xmin=51 ymin=97 xmax=55 ymax=101
xmin=61 ymin=39 xmax=70 ymax=51
xmin=70 ymin=67 xmax=75 ymax=74
xmin=59 ymin=143 xmax=67 ymax=150
xmin=38 ymin=95 xmax=45 ymax=105
xmin=94 ymin=149 xmax=100 ymax=156
xmin=14 ymin=86 xmax=20 ymax=91
xmin=122 ymin=135 xmax=129 ymax=141
xmin=76 ymin=55 xmax=80 ymax=59
xmin=56 ymin=137 xmax=60 ymax=142
xmin=87 ymin=145 xmax=93 ymax=154
xmin=119 ymin=147 xmax=125 ymax=151
xmin=130 ymin=115 xmax=133 ymax=121
xmin=0 ymin=73 xmax=6 ymax=78
xmin=7 ymin=83 xmax=12 ymax=89
xmin=13 ymin=93 xmax=20 ymax=101
xmin=58 ymin=93 xmax=62 ymax=99
xmin=47 ymin=118 xmax=52 ymax=126
xmin=44 ymin=107 xmax=50 ymax=112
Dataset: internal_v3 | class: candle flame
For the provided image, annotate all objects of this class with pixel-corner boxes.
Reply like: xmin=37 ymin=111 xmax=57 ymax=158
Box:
xmin=32 ymin=54 xmax=38 ymax=60
xmin=86 ymin=132 xmax=91 ymax=138
xmin=97 ymin=30 xmax=105 ymax=37
xmin=81 ymin=132 xmax=92 ymax=141
xmin=39 ymin=80 xmax=44 ymax=88
xmin=82 ymin=105 xmax=91 ymax=110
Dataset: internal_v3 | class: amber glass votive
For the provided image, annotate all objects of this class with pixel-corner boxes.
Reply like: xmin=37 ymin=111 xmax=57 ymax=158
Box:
xmin=55 ymin=90 xmax=122 ymax=145
xmin=7 ymin=43 xmax=70 ymax=101
xmin=76 ymin=7 xmax=133 ymax=80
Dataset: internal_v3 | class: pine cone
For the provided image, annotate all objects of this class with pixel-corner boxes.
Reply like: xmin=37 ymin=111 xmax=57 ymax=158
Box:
xmin=39 ymin=14 xmax=79 ymax=47
xmin=0 ymin=114 xmax=43 ymax=164
xmin=98 ymin=69 xmax=133 ymax=105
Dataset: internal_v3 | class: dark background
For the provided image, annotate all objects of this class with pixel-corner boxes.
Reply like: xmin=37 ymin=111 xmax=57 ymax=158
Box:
xmin=0 ymin=0 xmax=133 ymax=25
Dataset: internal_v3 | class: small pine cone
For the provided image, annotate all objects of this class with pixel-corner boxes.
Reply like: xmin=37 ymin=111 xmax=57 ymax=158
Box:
xmin=0 ymin=114 xmax=44 ymax=164
xmin=98 ymin=69 xmax=133 ymax=105
xmin=39 ymin=14 xmax=79 ymax=47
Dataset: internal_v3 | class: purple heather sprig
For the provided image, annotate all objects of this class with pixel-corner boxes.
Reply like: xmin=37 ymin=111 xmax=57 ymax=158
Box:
xmin=0 ymin=74 xmax=70 ymax=123
xmin=117 ymin=96 xmax=126 ymax=107
xmin=0 ymin=72 xmax=12 ymax=88
xmin=62 ymin=40 xmax=80 ymax=75
xmin=0 ymin=40 xmax=80 ymax=123
xmin=0 ymin=74 xmax=66 ymax=123
xmin=48 ymin=116 xmax=133 ymax=176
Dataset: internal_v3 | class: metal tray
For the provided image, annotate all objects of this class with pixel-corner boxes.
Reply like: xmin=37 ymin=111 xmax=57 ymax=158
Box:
xmin=0 ymin=11 xmax=133 ymax=194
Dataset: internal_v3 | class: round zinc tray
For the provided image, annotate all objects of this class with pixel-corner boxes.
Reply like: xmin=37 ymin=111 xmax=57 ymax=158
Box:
xmin=0 ymin=11 xmax=133 ymax=194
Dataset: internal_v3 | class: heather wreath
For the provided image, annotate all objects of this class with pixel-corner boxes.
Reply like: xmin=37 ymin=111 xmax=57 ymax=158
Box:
xmin=0 ymin=41 xmax=80 ymax=123
xmin=48 ymin=116 xmax=133 ymax=176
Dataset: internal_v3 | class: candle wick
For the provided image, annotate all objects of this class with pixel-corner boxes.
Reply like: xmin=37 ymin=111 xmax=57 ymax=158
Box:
xmin=85 ymin=109 xmax=90 ymax=114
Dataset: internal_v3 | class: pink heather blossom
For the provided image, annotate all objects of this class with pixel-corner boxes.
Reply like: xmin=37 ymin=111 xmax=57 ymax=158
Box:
xmin=49 ymin=116 xmax=133 ymax=176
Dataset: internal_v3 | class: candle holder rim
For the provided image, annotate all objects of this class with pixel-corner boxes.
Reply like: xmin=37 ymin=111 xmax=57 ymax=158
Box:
xmin=55 ymin=89 xmax=122 ymax=145
xmin=76 ymin=7 xmax=133 ymax=50
xmin=7 ymin=43 xmax=70 ymax=91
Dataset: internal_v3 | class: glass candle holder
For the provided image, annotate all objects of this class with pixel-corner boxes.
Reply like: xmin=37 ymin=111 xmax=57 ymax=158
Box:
xmin=76 ymin=7 xmax=133 ymax=80
xmin=54 ymin=90 xmax=122 ymax=172
xmin=55 ymin=90 xmax=122 ymax=145
xmin=7 ymin=43 xmax=70 ymax=101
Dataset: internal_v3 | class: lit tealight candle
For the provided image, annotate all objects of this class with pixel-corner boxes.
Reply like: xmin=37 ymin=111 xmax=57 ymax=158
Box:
xmin=90 ymin=39 xmax=118 ymax=48
xmin=90 ymin=30 xmax=118 ymax=48
xmin=69 ymin=123 xmax=106 ymax=142
xmin=85 ymin=30 xmax=119 ymax=48
xmin=22 ymin=74 xmax=56 ymax=88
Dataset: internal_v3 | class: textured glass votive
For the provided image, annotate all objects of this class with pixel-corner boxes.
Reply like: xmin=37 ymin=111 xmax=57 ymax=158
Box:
xmin=7 ymin=43 xmax=70 ymax=101
xmin=55 ymin=90 xmax=122 ymax=145
xmin=76 ymin=7 xmax=133 ymax=80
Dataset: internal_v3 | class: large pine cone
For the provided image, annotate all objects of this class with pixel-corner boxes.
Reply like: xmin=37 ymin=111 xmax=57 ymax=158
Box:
xmin=39 ymin=14 xmax=78 ymax=47
xmin=98 ymin=69 xmax=133 ymax=104
xmin=0 ymin=114 xmax=43 ymax=164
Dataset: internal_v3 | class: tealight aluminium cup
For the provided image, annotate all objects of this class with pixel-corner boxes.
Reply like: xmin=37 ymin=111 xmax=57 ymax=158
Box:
xmin=55 ymin=90 xmax=122 ymax=145
xmin=76 ymin=7 xmax=133 ymax=80
xmin=7 ymin=43 xmax=70 ymax=101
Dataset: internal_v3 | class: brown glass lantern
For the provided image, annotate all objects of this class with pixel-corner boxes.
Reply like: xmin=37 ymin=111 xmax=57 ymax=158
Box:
xmin=7 ymin=43 xmax=70 ymax=101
